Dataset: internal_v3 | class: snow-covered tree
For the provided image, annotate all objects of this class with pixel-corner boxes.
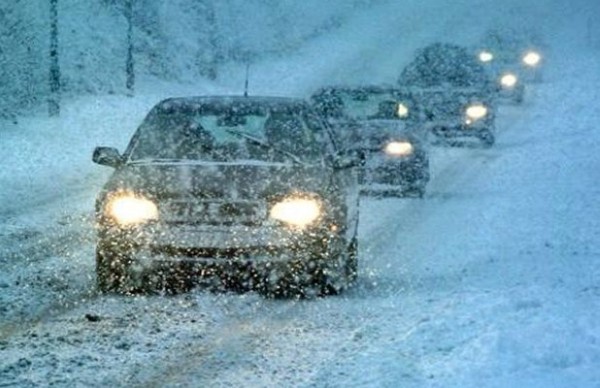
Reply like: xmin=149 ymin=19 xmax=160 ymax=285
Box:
xmin=0 ymin=0 xmax=377 ymax=121
xmin=48 ymin=0 xmax=60 ymax=116
xmin=125 ymin=0 xmax=134 ymax=94
xmin=0 ymin=1 xmax=46 ymax=121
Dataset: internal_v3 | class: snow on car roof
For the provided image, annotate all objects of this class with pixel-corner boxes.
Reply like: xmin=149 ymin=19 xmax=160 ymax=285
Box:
xmin=157 ymin=95 xmax=311 ymax=110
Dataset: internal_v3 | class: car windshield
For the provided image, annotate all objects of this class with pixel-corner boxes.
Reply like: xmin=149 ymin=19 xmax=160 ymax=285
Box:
xmin=413 ymin=90 xmax=489 ymax=118
xmin=315 ymin=89 xmax=415 ymax=121
xmin=338 ymin=120 xmax=407 ymax=148
xmin=127 ymin=102 xmax=325 ymax=163
xmin=339 ymin=92 xmax=397 ymax=120
xmin=400 ymin=43 xmax=492 ymax=89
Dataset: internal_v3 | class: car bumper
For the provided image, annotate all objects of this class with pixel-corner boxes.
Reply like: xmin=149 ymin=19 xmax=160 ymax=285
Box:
xmin=497 ymin=84 xmax=525 ymax=101
xmin=97 ymin=223 xmax=345 ymax=292
xmin=99 ymin=223 xmax=336 ymax=263
xmin=431 ymin=121 xmax=490 ymax=133
xmin=428 ymin=119 xmax=493 ymax=139
xmin=362 ymin=158 xmax=428 ymax=186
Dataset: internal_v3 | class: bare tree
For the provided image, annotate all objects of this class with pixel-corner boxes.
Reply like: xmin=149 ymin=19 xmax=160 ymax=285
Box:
xmin=204 ymin=0 xmax=219 ymax=80
xmin=48 ymin=0 xmax=60 ymax=116
xmin=125 ymin=0 xmax=134 ymax=95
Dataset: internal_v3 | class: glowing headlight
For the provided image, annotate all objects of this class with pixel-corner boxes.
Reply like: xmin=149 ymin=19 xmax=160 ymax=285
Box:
xmin=270 ymin=197 xmax=321 ymax=228
xmin=107 ymin=194 xmax=158 ymax=225
xmin=523 ymin=51 xmax=541 ymax=67
xmin=479 ymin=51 xmax=494 ymax=63
xmin=384 ymin=141 xmax=414 ymax=157
xmin=500 ymin=73 xmax=518 ymax=88
xmin=396 ymin=103 xmax=409 ymax=118
xmin=465 ymin=104 xmax=488 ymax=121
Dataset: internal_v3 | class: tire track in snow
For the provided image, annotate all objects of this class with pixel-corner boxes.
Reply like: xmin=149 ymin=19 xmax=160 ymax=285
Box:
xmin=128 ymin=297 xmax=328 ymax=387
xmin=0 ymin=211 xmax=99 ymax=341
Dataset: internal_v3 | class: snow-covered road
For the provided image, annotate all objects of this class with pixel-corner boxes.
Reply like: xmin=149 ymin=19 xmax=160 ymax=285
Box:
xmin=2 ymin=1 xmax=600 ymax=387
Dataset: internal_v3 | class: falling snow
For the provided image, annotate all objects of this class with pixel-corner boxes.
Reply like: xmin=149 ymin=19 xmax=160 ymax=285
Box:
xmin=1 ymin=0 xmax=600 ymax=386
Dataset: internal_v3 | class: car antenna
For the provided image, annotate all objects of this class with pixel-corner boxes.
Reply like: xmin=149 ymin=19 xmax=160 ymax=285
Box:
xmin=244 ymin=62 xmax=250 ymax=97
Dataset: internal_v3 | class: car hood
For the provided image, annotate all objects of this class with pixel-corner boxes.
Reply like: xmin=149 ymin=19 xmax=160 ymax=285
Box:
xmin=332 ymin=119 xmax=422 ymax=151
xmin=101 ymin=160 xmax=331 ymax=200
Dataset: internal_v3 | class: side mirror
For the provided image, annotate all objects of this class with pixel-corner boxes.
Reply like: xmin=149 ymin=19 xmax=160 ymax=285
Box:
xmin=93 ymin=147 xmax=123 ymax=168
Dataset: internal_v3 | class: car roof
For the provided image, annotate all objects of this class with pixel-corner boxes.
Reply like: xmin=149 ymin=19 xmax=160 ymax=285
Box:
xmin=338 ymin=119 xmax=423 ymax=141
xmin=312 ymin=84 xmax=408 ymax=96
xmin=311 ymin=85 xmax=420 ymax=105
xmin=156 ymin=95 xmax=311 ymax=111
xmin=339 ymin=118 xmax=409 ymax=132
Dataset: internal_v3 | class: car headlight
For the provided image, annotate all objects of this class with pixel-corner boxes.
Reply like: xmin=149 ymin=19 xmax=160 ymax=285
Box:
xmin=465 ymin=104 xmax=488 ymax=122
xmin=500 ymin=73 xmax=518 ymax=88
xmin=270 ymin=196 xmax=321 ymax=228
xmin=396 ymin=103 xmax=409 ymax=118
xmin=106 ymin=194 xmax=159 ymax=225
xmin=384 ymin=141 xmax=414 ymax=157
xmin=479 ymin=51 xmax=494 ymax=63
xmin=523 ymin=51 xmax=541 ymax=67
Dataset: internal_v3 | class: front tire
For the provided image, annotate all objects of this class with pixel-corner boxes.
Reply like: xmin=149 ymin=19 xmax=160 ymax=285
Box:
xmin=96 ymin=243 xmax=138 ymax=294
xmin=479 ymin=130 xmax=495 ymax=148
xmin=261 ymin=235 xmax=357 ymax=298
xmin=514 ymin=88 xmax=525 ymax=104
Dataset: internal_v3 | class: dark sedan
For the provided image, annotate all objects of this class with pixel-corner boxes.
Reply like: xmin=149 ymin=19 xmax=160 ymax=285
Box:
xmin=92 ymin=96 xmax=361 ymax=297
xmin=399 ymin=43 xmax=498 ymax=147
xmin=311 ymin=85 xmax=430 ymax=197
xmin=336 ymin=119 xmax=429 ymax=197
xmin=477 ymin=28 xmax=545 ymax=84
xmin=310 ymin=85 xmax=423 ymax=126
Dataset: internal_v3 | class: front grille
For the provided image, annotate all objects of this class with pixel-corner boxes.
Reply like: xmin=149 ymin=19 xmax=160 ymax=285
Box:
xmin=160 ymin=200 xmax=266 ymax=226
xmin=150 ymin=245 xmax=286 ymax=259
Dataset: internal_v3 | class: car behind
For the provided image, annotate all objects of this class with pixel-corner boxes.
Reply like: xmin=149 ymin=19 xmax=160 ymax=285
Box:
xmin=311 ymin=85 xmax=430 ymax=197
xmin=399 ymin=43 xmax=498 ymax=147
xmin=335 ymin=119 xmax=429 ymax=197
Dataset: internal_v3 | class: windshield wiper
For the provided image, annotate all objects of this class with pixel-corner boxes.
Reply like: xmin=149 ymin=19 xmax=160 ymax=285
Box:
xmin=224 ymin=128 xmax=304 ymax=165
xmin=127 ymin=158 xmax=182 ymax=164
xmin=128 ymin=158 xmax=215 ymax=165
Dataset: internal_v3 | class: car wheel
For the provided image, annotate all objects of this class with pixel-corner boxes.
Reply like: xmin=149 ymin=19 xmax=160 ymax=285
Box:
xmin=514 ymin=88 xmax=525 ymax=104
xmin=479 ymin=130 xmax=495 ymax=148
xmin=403 ymin=184 xmax=425 ymax=198
xmin=311 ymin=235 xmax=357 ymax=296
xmin=259 ymin=261 xmax=312 ymax=298
xmin=260 ymin=235 xmax=353 ymax=298
xmin=96 ymin=243 xmax=138 ymax=294
xmin=514 ymin=94 xmax=524 ymax=104
xmin=376 ymin=189 xmax=403 ymax=198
